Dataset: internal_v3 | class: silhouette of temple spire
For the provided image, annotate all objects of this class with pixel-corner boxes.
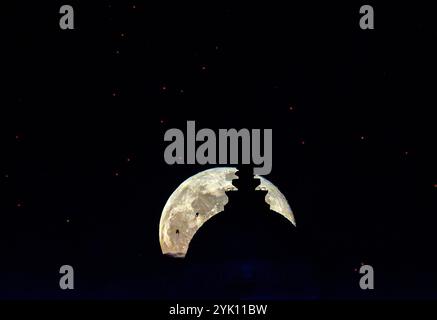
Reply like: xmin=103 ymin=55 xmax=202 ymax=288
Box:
xmin=231 ymin=165 xmax=262 ymax=191
xmin=224 ymin=165 xmax=270 ymax=213
xmin=187 ymin=165 xmax=295 ymax=261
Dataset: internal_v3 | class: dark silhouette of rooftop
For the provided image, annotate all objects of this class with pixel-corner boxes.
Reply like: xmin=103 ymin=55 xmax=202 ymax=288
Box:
xmin=187 ymin=165 xmax=296 ymax=261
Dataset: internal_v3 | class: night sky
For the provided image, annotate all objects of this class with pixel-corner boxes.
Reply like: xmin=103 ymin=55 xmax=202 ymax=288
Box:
xmin=2 ymin=2 xmax=437 ymax=299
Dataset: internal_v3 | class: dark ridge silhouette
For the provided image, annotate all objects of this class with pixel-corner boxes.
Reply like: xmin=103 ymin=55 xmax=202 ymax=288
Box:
xmin=187 ymin=165 xmax=296 ymax=262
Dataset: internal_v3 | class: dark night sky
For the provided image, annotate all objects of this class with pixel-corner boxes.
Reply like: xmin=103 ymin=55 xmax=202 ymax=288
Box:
xmin=2 ymin=1 xmax=437 ymax=299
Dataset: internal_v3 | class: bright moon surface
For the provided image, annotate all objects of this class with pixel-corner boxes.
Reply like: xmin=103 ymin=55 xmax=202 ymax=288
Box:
xmin=159 ymin=167 xmax=295 ymax=258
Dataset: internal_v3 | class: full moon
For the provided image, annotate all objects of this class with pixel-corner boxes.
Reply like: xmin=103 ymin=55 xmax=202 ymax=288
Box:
xmin=159 ymin=167 xmax=295 ymax=258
